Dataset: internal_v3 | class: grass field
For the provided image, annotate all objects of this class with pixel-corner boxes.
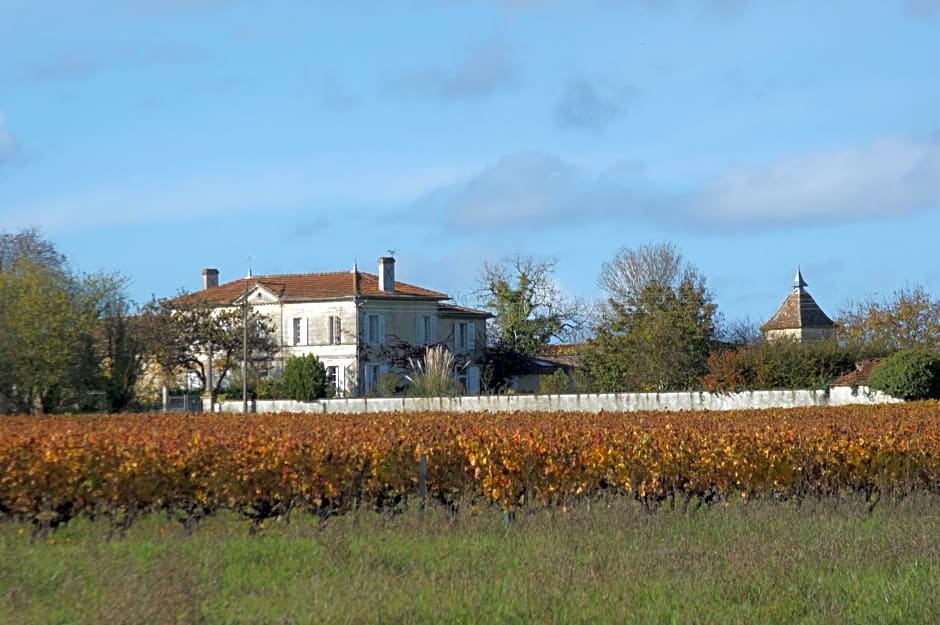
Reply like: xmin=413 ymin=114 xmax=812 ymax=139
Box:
xmin=3 ymin=496 xmax=940 ymax=625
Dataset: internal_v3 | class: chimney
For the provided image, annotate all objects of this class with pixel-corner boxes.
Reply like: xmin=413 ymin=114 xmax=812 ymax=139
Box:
xmin=202 ymin=268 xmax=219 ymax=290
xmin=378 ymin=256 xmax=395 ymax=292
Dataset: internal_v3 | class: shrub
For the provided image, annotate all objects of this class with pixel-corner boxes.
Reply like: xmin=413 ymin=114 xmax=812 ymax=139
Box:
xmin=255 ymin=377 xmax=284 ymax=400
xmin=868 ymin=349 xmax=940 ymax=400
xmin=376 ymin=372 xmax=401 ymax=398
xmin=701 ymin=339 xmax=858 ymax=392
xmin=282 ymin=354 xmax=328 ymax=401
xmin=539 ymin=368 xmax=571 ymax=394
xmin=406 ymin=345 xmax=459 ymax=397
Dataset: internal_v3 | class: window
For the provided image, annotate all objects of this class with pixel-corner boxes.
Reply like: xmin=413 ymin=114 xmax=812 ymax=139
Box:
xmin=363 ymin=363 xmax=387 ymax=393
xmin=290 ymin=317 xmax=307 ymax=346
xmin=365 ymin=314 xmax=386 ymax=345
xmin=328 ymin=316 xmax=342 ymax=345
xmin=455 ymin=321 xmax=475 ymax=351
xmin=416 ymin=315 xmax=435 ymax=345
xmin=326 ymin=366 xmax=339 ymax=393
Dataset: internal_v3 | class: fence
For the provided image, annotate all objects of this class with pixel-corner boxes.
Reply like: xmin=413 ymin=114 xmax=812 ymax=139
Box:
xmin=166 ymin=393 xmax=204 ymax=413
xmin=209 ymin=385 xmax=899 ymax=415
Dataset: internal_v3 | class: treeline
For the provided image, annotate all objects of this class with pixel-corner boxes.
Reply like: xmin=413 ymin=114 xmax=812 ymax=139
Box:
xmin=0 ymin=229 xmax=275 ymax=414
xmin=475 ymin=243 xmax=940 ymax=397
xmin=3 ymin=228 xmax=940 ymax=414
xmin=0 ymin=229 xmax=141 ymax=413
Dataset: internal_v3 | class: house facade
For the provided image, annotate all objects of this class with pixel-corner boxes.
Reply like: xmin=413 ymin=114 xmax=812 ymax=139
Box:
xmin=191 ymin=257 xmax=489 ymax=397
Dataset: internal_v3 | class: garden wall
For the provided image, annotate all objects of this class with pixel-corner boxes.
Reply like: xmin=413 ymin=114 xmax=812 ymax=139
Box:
xmin=209 ymin=386 xmax=899 ymax=414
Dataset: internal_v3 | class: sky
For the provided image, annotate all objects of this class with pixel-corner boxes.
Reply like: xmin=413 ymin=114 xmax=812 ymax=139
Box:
xmin=2 ymin=0 xmax=940 ymax=329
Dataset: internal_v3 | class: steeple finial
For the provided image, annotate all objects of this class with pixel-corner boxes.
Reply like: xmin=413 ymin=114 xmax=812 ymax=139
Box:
xmin=793 ymin=266 xmax=807 ymax=291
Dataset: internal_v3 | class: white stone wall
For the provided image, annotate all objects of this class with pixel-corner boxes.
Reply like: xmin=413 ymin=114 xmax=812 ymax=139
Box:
xmin=210 ymin=385 xmax=901 ymax=414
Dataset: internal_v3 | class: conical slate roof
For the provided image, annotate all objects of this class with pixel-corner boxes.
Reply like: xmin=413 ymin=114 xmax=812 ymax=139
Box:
xmin=761 ymin=268 xmax=834 ymax=331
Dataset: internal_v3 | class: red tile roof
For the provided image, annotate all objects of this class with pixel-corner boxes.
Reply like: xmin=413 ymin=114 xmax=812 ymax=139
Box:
xmin=172 ymin=271 xmax=447 ymax=306
xmin=832 ymin=358 xmax=885 ymax=386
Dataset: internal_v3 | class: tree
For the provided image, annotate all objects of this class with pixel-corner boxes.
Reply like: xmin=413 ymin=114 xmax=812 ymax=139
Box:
xmin=598 ymin=241 xmax=690 ymax=311
xmin=868 ymin=349 xmax=940 ymax=400
xmin=88 ymin=272 xmax=147 ymax=411
xmin=838 ymin=285 xmax=940 ymax=353
xmin=0 ymin=229 xmax=136 ymax=414
xmin=142 ymin=293 xmax=277 ymax=397
xmin=475 ymin=255 xmax=587 ymax=391
xmin=282 ymin=354 xmax=328 ymax=401
xmin=580 ymin=243 xmax=718 ymax=392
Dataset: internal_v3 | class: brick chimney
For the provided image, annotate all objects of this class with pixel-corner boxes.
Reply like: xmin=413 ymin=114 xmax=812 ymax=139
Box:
xmin=202 ymin=268 xmax=219 ymax=290
xmin=378 ymin=257 xmax=395 ymax=292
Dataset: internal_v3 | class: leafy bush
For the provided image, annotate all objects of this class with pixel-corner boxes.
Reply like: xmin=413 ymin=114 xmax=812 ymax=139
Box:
xmin=255 ymin=377 xmax=284 ymax=400
xmin=702 ymin=339 xmax=858 ymax=392
xmin=282 ymin=354 xmax=328 ymax=401
xmin=868 ymin=349 xmax=940 ymax=400
xmin=376 ymin=373 xmax=401 ymax=398
xmin=539 ymin=368 xmax=571 ymax=394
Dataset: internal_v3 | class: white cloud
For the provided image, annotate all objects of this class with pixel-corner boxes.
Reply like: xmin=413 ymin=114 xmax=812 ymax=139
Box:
xmin=693 ymin=138 xmax=940 ymax=225
xmin=408 ymin=152 xmax=654 ymax=231
xmin=404 ymin=136 xmax=940 ymax=235
xmin=387 ymin=38 xmax=517 ymax=100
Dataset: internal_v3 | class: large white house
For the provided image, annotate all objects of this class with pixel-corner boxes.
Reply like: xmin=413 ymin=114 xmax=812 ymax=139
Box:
xmin=191 ymin=257 xmax=489 ymax=397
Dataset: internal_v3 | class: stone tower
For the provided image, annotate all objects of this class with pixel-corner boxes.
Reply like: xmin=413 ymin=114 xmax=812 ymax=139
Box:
xmin=761 ymin=268 xmax=834 ymax=342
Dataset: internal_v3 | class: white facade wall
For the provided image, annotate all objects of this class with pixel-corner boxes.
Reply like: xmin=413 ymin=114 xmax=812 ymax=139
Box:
xmin=216 ymin=290 xmax=487 ymax=398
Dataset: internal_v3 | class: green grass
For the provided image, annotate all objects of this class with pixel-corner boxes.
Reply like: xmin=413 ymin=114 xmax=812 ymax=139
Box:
xmin=3 ymin=497 xmax=940 ymax=624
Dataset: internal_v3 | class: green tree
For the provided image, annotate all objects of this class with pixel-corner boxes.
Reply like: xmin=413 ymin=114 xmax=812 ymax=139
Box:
xmin=88 ymin=273 xmax=147 ymax=411
xmin=475 ymin=255 xmax=586 ymax=392
xmin=868 ymin=349 xmax=940 ymax=400
xmin=282 ymin=354 xmax=328 ymax=401
xmin=0 ymin=229 xmax=135 ymax=414
xmin=838 ymin=285 xmax=940 ymax=353
xmin=580 ymin=243 xmax=718 ymax=392
xmin=476 ymin=255 xmax=586 ymax=355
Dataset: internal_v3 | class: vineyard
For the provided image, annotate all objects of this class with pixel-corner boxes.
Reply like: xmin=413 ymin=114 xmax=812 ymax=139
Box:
xmin=2 ymin=404 xmax=940 ymax=537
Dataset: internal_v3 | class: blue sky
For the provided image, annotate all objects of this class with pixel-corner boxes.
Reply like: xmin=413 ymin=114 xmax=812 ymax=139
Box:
xmin=2 ymin=0 xmax=940 ymax=327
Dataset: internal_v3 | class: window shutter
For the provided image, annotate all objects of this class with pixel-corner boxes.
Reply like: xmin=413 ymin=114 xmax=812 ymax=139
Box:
xmin=328 ymin=317 xmax=334 ymax=345
xmin=416 ymin=317 xmax=426 ymax=345
xmin=364 ymin=366 xmax=373 ymax=393
xmin=429 ymin=316 xmax=437 ymax=343
xmin=364 ymin=315 xmax=372 ymax=344
xmin=336 ymin=365 xmax=346 ymax=396
xmin=290 ymin=317 xmax=299 ymax=346
xmin=334 ymin=316 xmax=342 ymax=344
xmin=467 ymin=366 xmax=480 ymax=394
xmin=466 ymin=323 xmax=475 ymax=350
xmin=378 ymin=315 xmax=386 ymax=345
xmin=301 ymin=316 xmax=309 ymax=346
xmin=379 ymin=363 xmax=389 ymax=376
